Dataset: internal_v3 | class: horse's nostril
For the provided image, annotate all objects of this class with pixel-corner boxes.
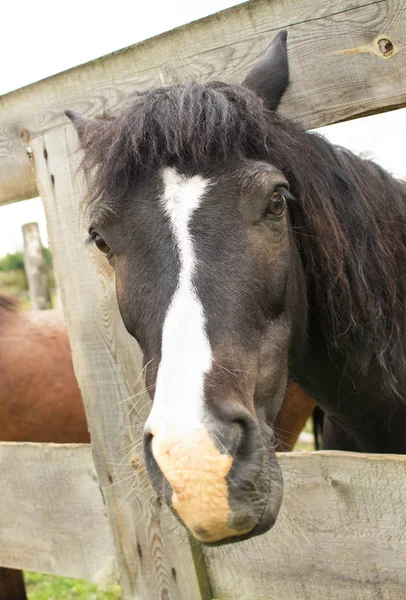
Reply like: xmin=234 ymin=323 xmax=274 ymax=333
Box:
xmin=230 ymin=413 xmax=258 ymax=457
xmin=227 ymin=412 xmax=264 ymax=491
xmin=232 ymin=419 xmax=246 ymax=456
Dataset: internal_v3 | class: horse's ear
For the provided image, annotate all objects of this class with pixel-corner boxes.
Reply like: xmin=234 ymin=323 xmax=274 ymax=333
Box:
xmin=242 ymin=30 xmax=289 ymax=110
xmin=65 ymin=110 xmax=96 ymax=140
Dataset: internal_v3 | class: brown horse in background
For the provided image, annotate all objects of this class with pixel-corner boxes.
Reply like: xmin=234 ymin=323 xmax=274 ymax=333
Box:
xmin=0 ymin=294 xmax=88 ymax=443
xmin=275 ymin=383 xmax=316 ymax=452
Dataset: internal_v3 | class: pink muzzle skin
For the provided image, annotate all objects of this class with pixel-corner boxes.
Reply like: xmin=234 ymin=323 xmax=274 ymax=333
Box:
xmin=151 ymin=425 xmax=254 ymax=543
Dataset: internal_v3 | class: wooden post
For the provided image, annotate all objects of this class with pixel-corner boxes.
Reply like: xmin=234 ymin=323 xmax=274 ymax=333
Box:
xmin=32 ymin=126 xmax=211 ymax=600
xmin=22 ymin=222 xmax=52 ymax=310
xmin=0 ymin=568 xmax=26 ymax=600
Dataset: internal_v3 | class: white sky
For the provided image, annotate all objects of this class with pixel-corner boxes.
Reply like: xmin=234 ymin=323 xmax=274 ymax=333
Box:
xmin=0 ymin=0 xmax=405 ymax=257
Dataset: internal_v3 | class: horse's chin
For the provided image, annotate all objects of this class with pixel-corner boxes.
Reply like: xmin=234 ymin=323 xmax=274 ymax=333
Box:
xmin=199 ymin=487 xmax=283 ymax=546
xmin=189 ymin=458 xmax=283 ymax=546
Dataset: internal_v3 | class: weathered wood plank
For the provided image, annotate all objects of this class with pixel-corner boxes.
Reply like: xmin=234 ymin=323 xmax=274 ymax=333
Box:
xmin=2 ymin=442 xmax=405 ymax=598
xmin=32 ymin=127 xmax=211 ymax=600
xmin=0 ymin=442 xmax=117 ymax=584
xmin=1 ymin=0 xmax=405 ymax=205
xmin=204 ymin=451 xmax=406 ymax=600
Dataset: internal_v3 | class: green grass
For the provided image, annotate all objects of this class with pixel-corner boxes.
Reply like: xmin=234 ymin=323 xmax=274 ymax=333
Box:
xmin=293 ymin=439 xmax=314 ymax=452
xmin=25 ymin=572 xmax=121 ymax=600
xmin=0 ymin=269 xmax=29 ymax=302
xmin=302 ymin=417 xmax=313 ymax=434
xmin=0 ymin=270 xmax=58 ymax=309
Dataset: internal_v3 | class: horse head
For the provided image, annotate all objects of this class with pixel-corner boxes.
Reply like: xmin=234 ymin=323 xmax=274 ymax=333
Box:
xmin=66 ymin=31 xmax=309 ymax=544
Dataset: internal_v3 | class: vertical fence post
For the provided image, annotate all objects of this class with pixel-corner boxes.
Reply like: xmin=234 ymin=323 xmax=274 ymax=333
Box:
xmin=22 ymin=222 xmax=51 ymax=309
xmin=32 ymin=125 xmax=212 ymax=600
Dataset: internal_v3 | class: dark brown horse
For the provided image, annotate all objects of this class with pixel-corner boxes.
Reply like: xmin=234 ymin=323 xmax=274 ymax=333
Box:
xmin=66 ymin=29 xmax=405 ymax=545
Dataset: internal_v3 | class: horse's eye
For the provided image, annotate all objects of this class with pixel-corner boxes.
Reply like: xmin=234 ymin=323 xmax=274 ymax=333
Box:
xmin=92 ymin=232 xmax=111 ymax=256
xmin=266 ymin=191 xmax=286 ymax=217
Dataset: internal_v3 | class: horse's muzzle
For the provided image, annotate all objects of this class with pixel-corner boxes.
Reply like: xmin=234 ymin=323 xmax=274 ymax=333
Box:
xmin=143 ymin=406 xmax=282 ymax=544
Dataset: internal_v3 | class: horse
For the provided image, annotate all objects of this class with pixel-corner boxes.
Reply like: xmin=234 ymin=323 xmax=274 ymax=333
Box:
xmin=65 ymin=29 xmax=406 ymax=545
xmin=0 ymin=294 xmax=88 ymax=443
xmin=275 ymin=383 xmax=316 ymax=452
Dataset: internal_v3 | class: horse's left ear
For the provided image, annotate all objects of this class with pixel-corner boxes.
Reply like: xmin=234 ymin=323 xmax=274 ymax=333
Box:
xmin=65 ymin=109 xmax=96 ymax=140
xmin=242 ymin=30 xmax=289 ymax=110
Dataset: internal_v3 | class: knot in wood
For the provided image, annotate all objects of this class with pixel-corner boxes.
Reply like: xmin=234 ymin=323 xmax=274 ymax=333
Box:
xmin=20 ymin=128 xmax=30 ymax=143
xmin=137 ymin=542 xmax=142 ymax=558
xmin=377 ymin=38 xmax=394 ymax=57
xmin=131 ymin=457 xmax=142 ymax=472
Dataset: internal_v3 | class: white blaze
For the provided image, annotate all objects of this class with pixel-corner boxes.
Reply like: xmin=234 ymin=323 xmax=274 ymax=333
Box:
xmin=146 ymin=167 xmax=212 ymax=432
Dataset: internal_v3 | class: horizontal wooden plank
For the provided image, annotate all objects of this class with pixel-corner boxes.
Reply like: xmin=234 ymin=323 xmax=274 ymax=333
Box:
xmin=1 ymin=445 xmax=405 ymax=597
xmin=205 ymin=451 xmax=406 ymax=600
xmin=1 ymin=0 xmax=405 ymax=205
xmin=0 ymin=442 xmax=117 ymax=585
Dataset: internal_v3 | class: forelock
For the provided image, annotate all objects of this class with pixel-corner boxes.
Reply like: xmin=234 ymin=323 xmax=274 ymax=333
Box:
xmin=79 ymin=81 xmax=289 ymax=208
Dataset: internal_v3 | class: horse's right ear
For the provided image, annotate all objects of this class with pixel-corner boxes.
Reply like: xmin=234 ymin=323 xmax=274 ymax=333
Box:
xmin=65 ymin=110 xmax=96 ymax=140
xmin=242 ymin=30 xmax=289 ymax=110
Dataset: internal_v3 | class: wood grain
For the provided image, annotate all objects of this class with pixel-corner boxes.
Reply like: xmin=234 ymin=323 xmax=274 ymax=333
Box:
xmin=1 ymin=0 xmax=405 ymax=205
xmin=0 ymin=442 xmax=117 ymax=584
xmin=32 ymin=127 xmax=211 ymax=600
xmin=204 ymin=451 xmax=406 ymax=600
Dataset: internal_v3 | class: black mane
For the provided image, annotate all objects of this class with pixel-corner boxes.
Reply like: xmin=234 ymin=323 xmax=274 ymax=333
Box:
xmin=81 ymin=81 xmax=406 ymax=396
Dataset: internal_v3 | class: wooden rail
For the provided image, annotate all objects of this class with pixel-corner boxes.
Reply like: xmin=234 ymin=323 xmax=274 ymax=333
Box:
xmin=1 ymin=443 xmax=405 ymax=599
xmin=0 ymin=443 xmax=117 ymax=583
xmin=0 ymin=0 xmax=405 ymax=205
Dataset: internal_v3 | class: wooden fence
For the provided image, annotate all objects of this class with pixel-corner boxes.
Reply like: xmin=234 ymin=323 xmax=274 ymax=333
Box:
xmin=1 ymin=1 xmax=405 ymax=599
xmin=22 ymin=222 xmax=52 ymax=310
